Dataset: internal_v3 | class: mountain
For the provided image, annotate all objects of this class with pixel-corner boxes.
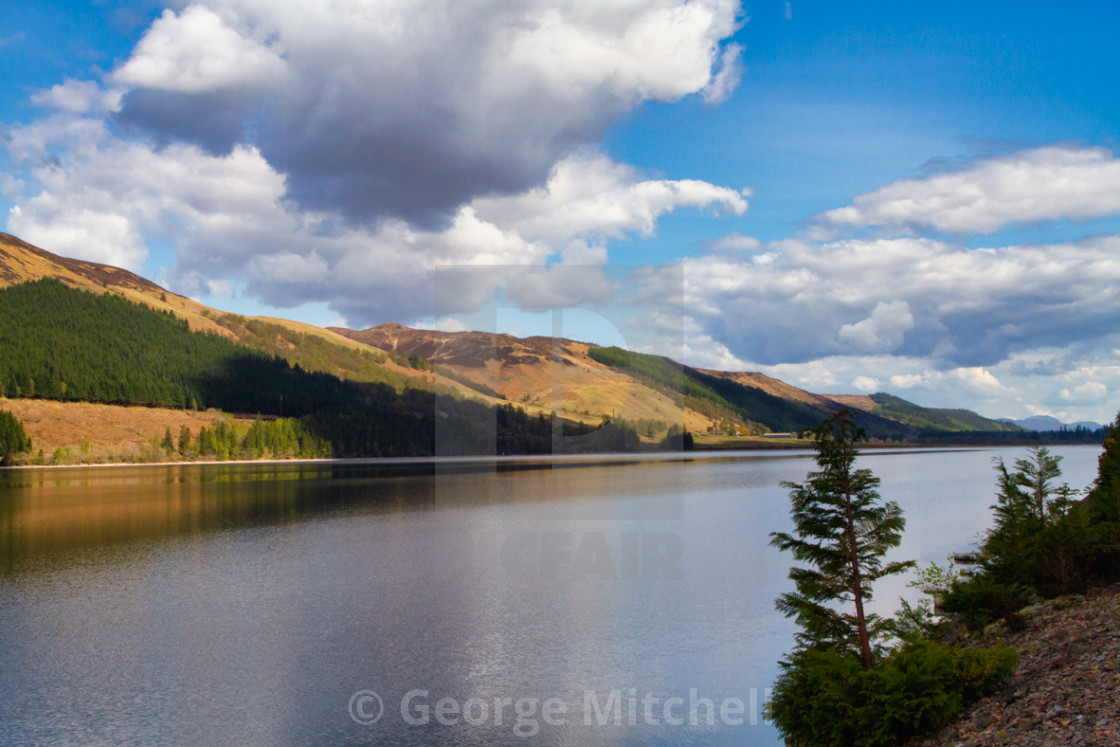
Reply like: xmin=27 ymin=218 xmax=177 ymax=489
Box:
xmin=332 ymin=324 xmax=1016 ymax=440
xmin=331 ymin=323 xmax=715 ymax=431
xmin=0 ymin=232 xmax=478 ymax=398
xmin=1 ymin=232 xmax=1046 ymax=453
xmin=1000 ymin=415 xmax=1104 ymax=432
xmin=835 ymin=393 xmax=1022 ymax=433
xmin=0 ymin=276 xmax=568 ymax=459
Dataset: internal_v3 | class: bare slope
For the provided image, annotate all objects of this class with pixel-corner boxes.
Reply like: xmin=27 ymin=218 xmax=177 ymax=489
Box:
xmin=699 ymin=369 xmax=849 ymax=410
xmin=332 ymin=324 xmax=717 ymax=432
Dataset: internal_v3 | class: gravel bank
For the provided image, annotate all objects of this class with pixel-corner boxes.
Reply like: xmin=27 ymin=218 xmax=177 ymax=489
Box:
xmin=906 ymin=583 xmax=1120 ymax=747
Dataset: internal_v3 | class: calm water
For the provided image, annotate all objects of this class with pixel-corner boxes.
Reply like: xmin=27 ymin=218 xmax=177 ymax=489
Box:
xmin=0 ymin=447 xmax=1101 ymax=746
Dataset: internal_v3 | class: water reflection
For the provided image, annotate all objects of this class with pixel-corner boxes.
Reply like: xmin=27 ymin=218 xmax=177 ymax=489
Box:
xmin=0 ymin=453 xmax=813 ymax=573
xmin=0 ymin=448 xmax=1101 ymax=746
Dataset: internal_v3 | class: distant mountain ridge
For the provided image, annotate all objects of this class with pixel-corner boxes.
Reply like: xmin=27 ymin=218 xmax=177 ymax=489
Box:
xmin=1000 ymin=415 xmax=1104 ymax=432
xmin=839 ymin=392 xmax=1024 ymax=433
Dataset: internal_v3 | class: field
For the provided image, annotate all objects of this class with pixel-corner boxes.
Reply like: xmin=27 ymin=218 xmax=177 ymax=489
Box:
xmin=0 ymin=397 xmax=251 ymax=464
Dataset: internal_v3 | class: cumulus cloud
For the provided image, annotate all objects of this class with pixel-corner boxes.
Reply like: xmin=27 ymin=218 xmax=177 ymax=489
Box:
xmin=114 ymin=5 xmax=287 ymax=94
xmin=852 ymin=376 xmax=878 ymax=392
xmin=680 ymin=234 xmax=1120 ymax=369
xmin=106 ymin=0 xmax=743 ymax=225
xmin=889 ymin=373 xmax=924 ymax=389
xmin=816 ymin=145 xmax=1120 ymax=236
xmin=1060 ymin=381 xmax=1108 ymax=402
xmin=4 ymin=112 xmax=746 ymax=324
xmin=8 ymin=203 xmax=147 ymax=270
xmin=837 ymin=300 xmax=914 ymax=353
xmin=472 ymin=153 xmax=747 ymax=246
xmin=30 ymin=80 xmax=122 ymax=115
xmin=949 ymin=366 xmax=1008 ymax=395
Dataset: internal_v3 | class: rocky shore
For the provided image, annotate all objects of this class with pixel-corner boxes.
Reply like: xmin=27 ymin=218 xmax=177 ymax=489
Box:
xmin=905 ymin=583 xmax=1120 ymax=747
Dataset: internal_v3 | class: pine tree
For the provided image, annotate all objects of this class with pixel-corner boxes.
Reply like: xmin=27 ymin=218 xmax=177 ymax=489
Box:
xmin=177 ymin=425 xmax=192 ymax=456
xmin=160 ymin=427 xmax=175 ymax=453
xmin=770 ymin=409 xmax=914 ymax=668
xmin=1088 ymin=416 xmax=1120 ymax=524
xmin=0 ymin=409 xmax=32 ymax=464
xmin=983 ymin=446 xmax=1076 ymax=581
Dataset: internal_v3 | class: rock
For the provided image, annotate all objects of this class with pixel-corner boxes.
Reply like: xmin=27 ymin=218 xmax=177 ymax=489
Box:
xmin=900 ymin=583 xmax=1120 ymax=747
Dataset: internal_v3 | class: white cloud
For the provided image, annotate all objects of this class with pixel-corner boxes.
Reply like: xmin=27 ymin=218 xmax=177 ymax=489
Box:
xmin=837 ymin=300 xmax=914 ymax=353
xmin=30 ymin=79 xmax=122 ymax=114
xmin=708 ymin=232 xmax=761 ymax=252
xmin=1060 ymin=381 xmax=1108 ymax=402
xmin=472 ymin=153 xmax=747 ymax=247
xmin=852 ymin=376 xmax=878 ymax=392
xmin=113 ymin=5 xmax=287 ymax=94
xmin=681 ymin=234 xmax=1120 ymax=369
xmin=682 ymin=341 xmax=749 ymax=371
xmin=107 ymin=0 xmax=744 ymax=224
xmin=3 ymin=112 xmax=745 ymax=325
xmin=8 ymin=203 xmax=147 ymax=271
xmin=817 ymin=145 xmax=1120 ymax=235
xmin=889 ymin=373 xmax=924 ymax=389
xmin=702 ymin=42 xmax=744 ymax=103
xmin=949 ymin=366 xmax=1008 ymax=395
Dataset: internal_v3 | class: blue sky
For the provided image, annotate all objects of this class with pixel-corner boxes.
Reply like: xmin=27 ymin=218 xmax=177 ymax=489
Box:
xmin=3 ymin=1 xmax=1120 ymax=424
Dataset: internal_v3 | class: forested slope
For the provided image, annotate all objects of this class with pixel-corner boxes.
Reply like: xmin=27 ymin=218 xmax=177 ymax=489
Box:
xmin=0 ymin=279 xmax=562 ymax=457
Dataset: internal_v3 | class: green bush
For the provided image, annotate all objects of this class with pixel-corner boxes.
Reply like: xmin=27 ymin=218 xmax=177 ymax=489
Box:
xmin=768 ymin=641 xmax=1017 ymax=747
xmin=939 ymin=577 xmax=1032 ymax=629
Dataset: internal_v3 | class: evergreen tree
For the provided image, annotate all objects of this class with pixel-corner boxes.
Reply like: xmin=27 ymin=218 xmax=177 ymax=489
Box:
xmin=982 ymin=446 xmax=1076 ymax=583
xmin=770 ymin=409 xmax=914 ymax=667
xmin=1087 ymin=416 xmax=1120 ymax=524
xmin=177 ymin=425 xmax=192 ymax=456
xmin=0 ymin=409 xmax=32 ymax=464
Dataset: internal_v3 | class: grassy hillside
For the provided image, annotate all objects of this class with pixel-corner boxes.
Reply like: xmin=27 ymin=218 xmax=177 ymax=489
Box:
xmin=334 ymin=324 xmax=716 ymax=434
xmin=867 ymin=393 xmax=1022 ymax=433
xmin=207 ymin=311 xmax=425 ymax=390
xmin=0 ymin=278 xmax=347 ymax=414
xmin=0 ymin=232 xmax=471 ymax=398
xmin=0 ymin=279 xmax=570 ymax=458
xmin=586 ymin=345 xmax=910 ymax=436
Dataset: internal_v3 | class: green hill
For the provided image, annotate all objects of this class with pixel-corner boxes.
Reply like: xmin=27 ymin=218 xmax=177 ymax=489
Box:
xmin=867 ymin=393 xmax=1022 ymax=433
xmin=586 ymin=345 xmax=913 ymax=437
xmin=0 ymin=279 xmax=557 ymax=457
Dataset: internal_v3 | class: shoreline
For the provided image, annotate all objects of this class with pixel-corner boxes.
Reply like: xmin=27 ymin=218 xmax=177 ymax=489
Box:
xmin=0 ymin=443 xmax=1079 ymax=473
xmin=1 ymin=449 xmax=808 ymax=472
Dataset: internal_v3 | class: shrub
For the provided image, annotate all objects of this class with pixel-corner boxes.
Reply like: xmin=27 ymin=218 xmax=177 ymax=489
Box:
xmin=939 ymin=577 xmax=1032 ymax=630
xmin=768 ymin=641 xmax=1017 ymax=747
